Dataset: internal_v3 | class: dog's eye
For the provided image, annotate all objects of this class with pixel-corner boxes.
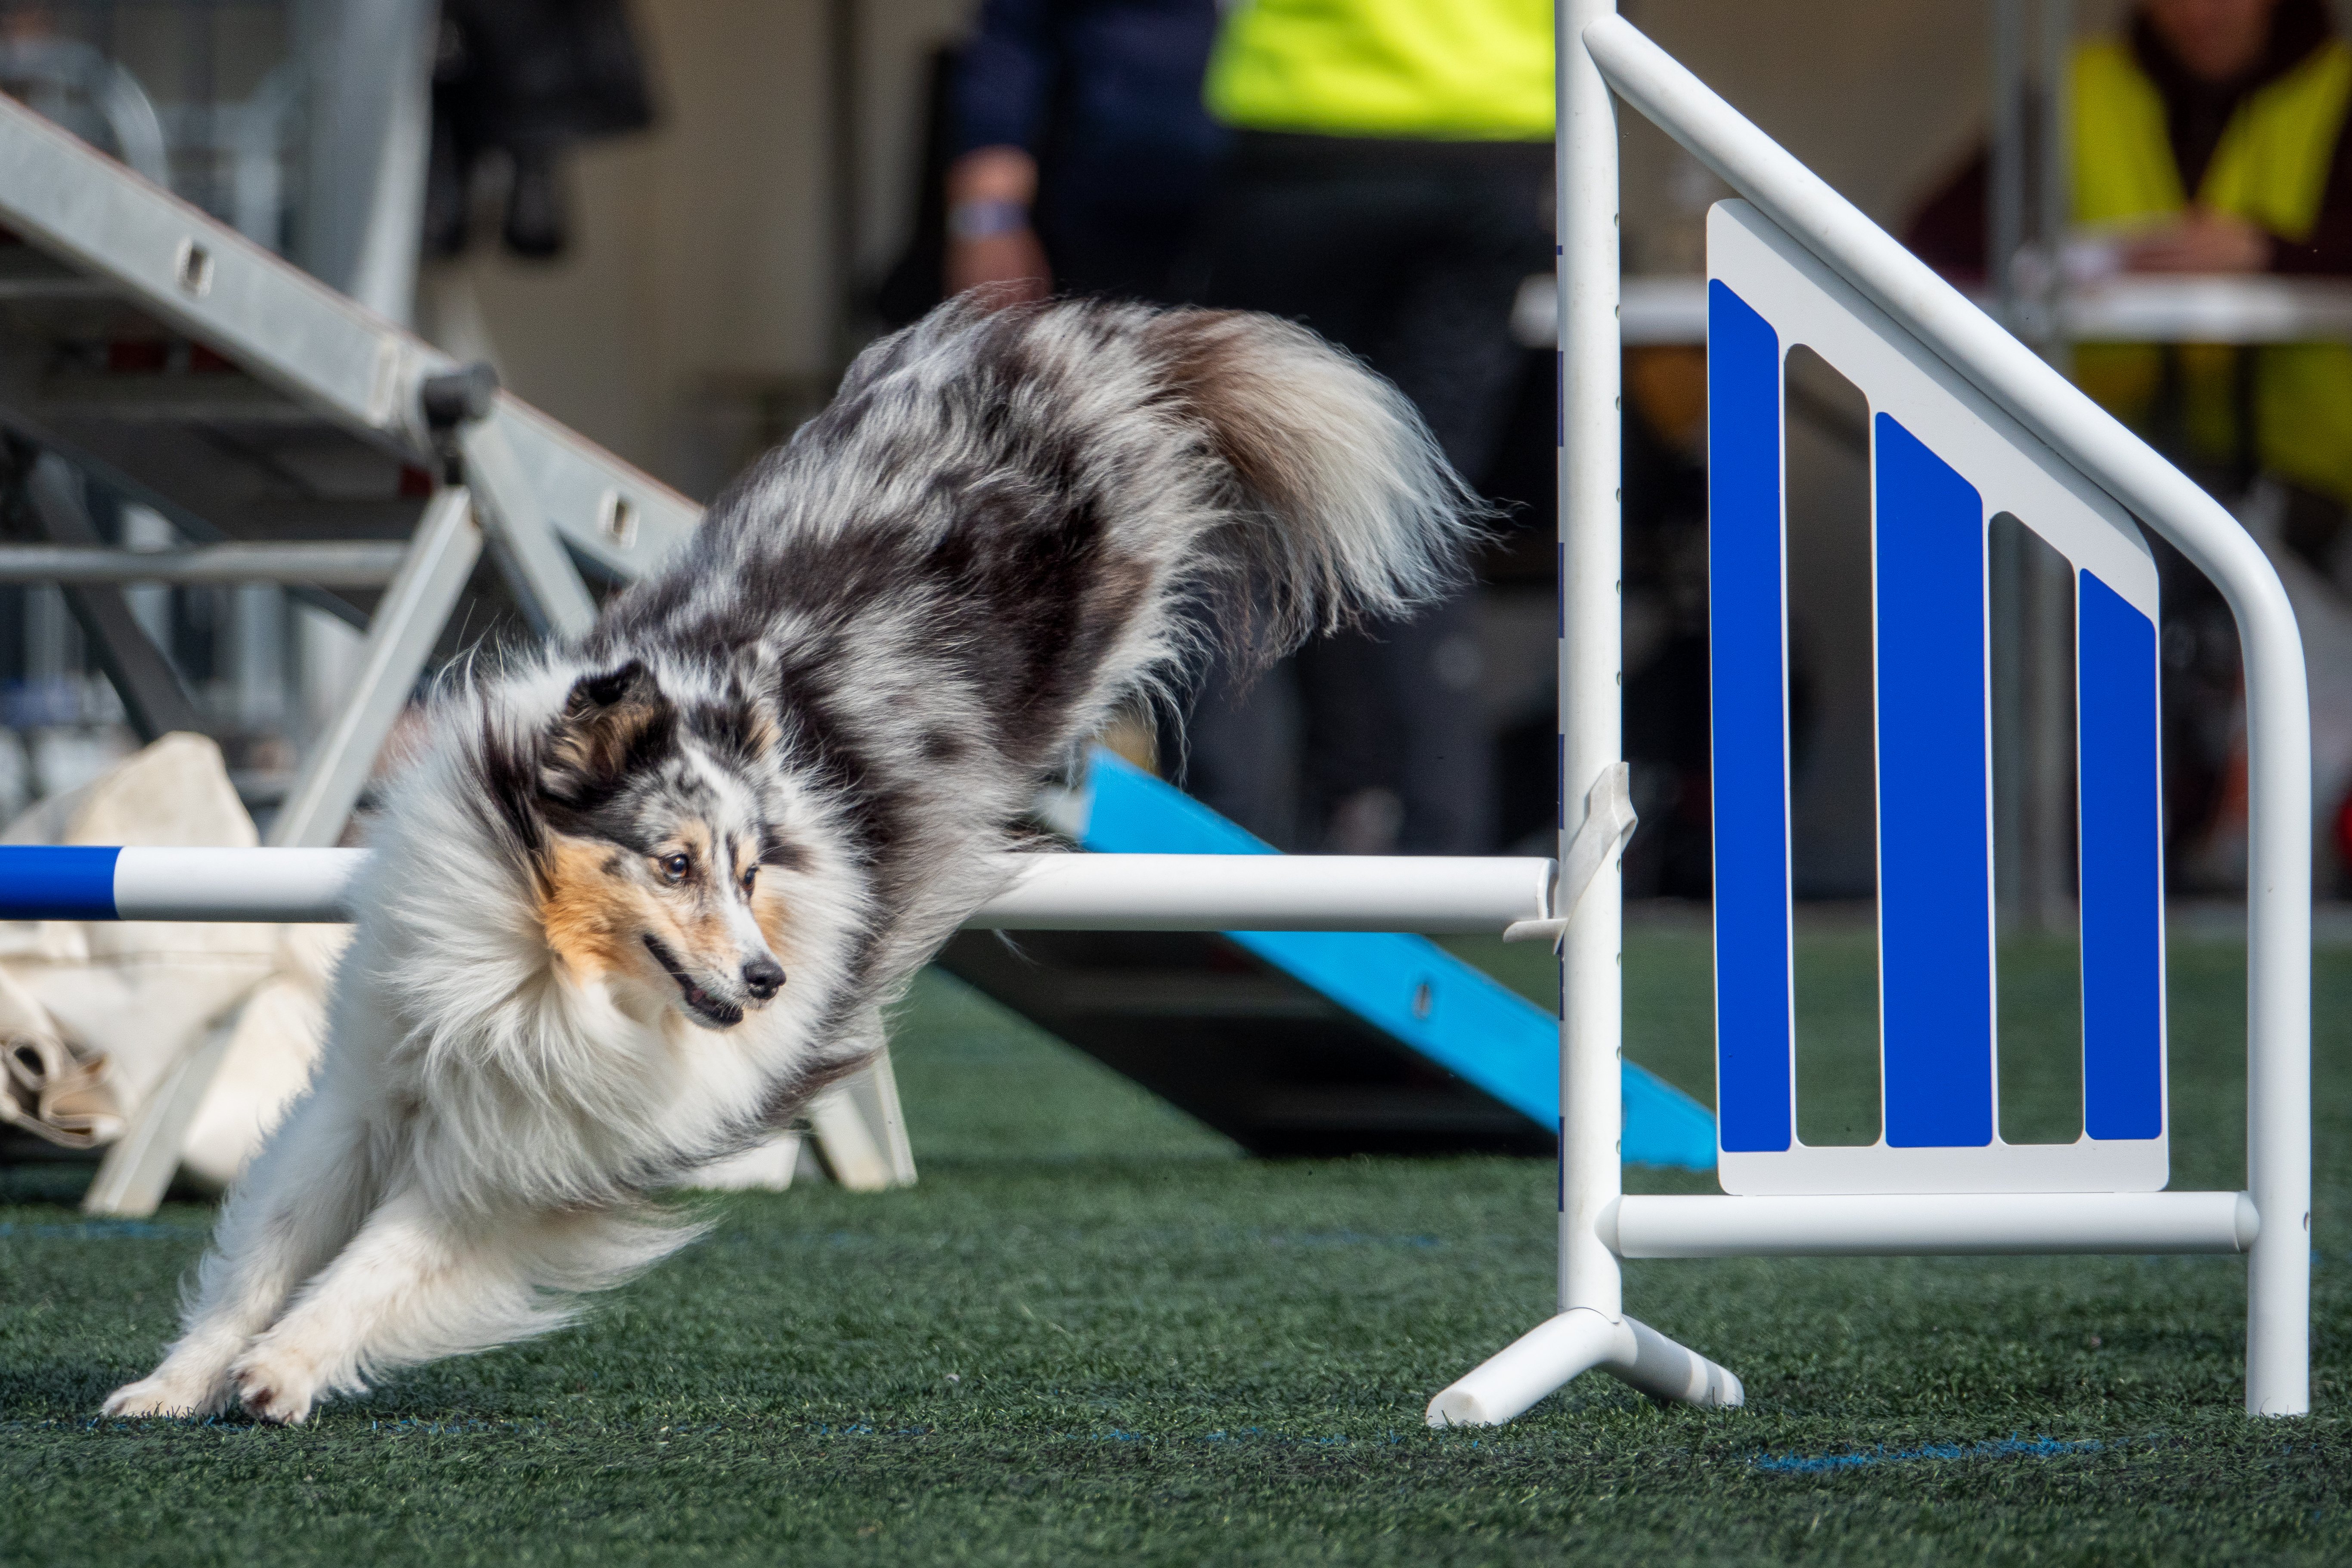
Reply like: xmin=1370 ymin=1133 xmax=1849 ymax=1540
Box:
xmin=741 ymin=865 xmax=758 ymax=893
xmin=658 ymin=853 xmax=691 ymax=883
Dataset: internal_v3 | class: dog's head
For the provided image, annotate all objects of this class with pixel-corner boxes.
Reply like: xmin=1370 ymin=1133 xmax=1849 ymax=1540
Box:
xmin=488 ymin=660 xmax=807 ymax=1030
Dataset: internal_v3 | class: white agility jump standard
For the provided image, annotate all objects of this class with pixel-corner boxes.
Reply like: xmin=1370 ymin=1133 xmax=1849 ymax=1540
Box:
xmin=1425 ymin=7 xmax=2310 ymax=1425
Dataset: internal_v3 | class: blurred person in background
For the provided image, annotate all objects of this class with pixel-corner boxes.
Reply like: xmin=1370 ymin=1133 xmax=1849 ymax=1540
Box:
xmin=940 ymin=0 xmax=1225 ymax=306
xmin=1178 ymin=0 xmax=1553 ymax=855
xmin=1909 ymin=0 xmax=2352 ymax=889
xmin=425 ymin=0 xmax=655 ymax=260
xmin=1912 ymin=0 xmax=2352 ymax=533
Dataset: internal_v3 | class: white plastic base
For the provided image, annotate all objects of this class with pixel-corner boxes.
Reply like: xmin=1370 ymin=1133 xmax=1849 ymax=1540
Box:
xmin=1425 ymin=1308 xmax=1743 ymax=1426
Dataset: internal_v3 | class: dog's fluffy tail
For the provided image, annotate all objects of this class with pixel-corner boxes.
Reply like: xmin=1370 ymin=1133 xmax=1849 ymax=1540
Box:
xmin=691 ymin=297 xmax=1484 ymax=776
xmin=778 ymin=297 xmax=1484 ymax=669
xmin=1141 ymin=305 xmax=1485 ymax=655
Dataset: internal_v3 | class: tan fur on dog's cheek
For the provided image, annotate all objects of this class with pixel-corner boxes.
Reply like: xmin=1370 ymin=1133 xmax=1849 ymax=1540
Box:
xmin=539 ymin=837 xmax=645 ymax=980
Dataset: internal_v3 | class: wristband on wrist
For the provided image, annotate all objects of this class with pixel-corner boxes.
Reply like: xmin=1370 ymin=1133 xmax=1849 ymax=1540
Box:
xmin=948 ymin=198 xmax=1031 ymax=240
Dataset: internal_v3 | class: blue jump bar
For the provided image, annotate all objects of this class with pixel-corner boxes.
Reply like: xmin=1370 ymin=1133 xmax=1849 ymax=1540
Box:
xmin=0 ymin=845 xmax=120 ymax=920
xmin=0 ymin=846 xmax=361 ymax=922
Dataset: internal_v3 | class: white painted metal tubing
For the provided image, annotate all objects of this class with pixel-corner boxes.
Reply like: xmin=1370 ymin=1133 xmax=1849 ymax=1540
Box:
xmin=71 ymin=849 xmax=1558 ymax=932
xmin=968 ymin=854 xmax=1553 ymax=932
xmin=1608 ymin=1192 xmax=2259 ymax=1258
xmin=1586 ymin=11 xmax=2311 ymax=1418
xmin=112 ymin=848 xmax=363 ymax=923
xmin=1559 ymin=0 xmax=1627 ymax=1336
xmin=1423 ymin=0 xmax=1744 ymax=1439
xmin=266 ymin=487 xmax=483 ymax=851
xmin=1426 ymin=1309 xmax=1743 ymax=1428
xmin=1429 ymin=1309 xmax=1623 ymax=1428
xmin=460 ymin=416 xmax=599 ymax=638
xmin=0 ymin=542 xmax=407 ymax=585
xmin=1516 ymin=274 xmax=2352 ymax=350
xmin=0 ymin=91 xmax=700 ymax=580
xmin=1616 ymin=1315 xmax=1746 ymax=1408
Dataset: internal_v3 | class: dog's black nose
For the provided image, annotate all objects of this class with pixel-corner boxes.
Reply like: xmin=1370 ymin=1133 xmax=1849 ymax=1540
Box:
xmin=742 ymin=955 xmax=786 ymax=1001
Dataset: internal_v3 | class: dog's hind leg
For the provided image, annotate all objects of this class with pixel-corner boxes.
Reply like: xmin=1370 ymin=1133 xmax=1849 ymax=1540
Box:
xmin=226 ymin=1190 xmax=688 ymax=1424
xmin=102 ymin=1086 xmax=378 ymax=1419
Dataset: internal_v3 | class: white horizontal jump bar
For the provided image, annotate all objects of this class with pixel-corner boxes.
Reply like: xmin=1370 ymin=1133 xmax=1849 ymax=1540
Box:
xmin=102 ymin=848 xmax=1557 ymax=931
xmin=115 ymin=847 xmax=363 ymax=922
xmin=1607 ymin=1192 xmax=2259 ymax=1258
xmin=964 ymin=854 xmax=1556 ymax=932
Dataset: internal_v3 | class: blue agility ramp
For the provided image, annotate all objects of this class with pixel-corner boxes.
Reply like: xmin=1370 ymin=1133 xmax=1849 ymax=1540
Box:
xmin=936 ymin=749 xmax=1716 ymax=1168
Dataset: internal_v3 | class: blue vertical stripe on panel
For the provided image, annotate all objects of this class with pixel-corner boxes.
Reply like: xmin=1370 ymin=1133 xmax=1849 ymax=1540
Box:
xmin=2077 ymin=570 xmax=2165 ymax=1140
xmin=0 ymin=846 xmax=121 ymax=920
xmin=1873 ymin=415 xmax=1996 ymax=1147
xmin=1707 ymin=281 xmax=1794 ymax=1154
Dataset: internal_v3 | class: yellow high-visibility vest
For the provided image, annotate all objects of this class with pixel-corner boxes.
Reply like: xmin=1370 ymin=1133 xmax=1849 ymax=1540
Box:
xmin=2072 ymin=36 xmax=2352 ymax=501
xmin=1204 ymin=0 xmax=1554 ymax=142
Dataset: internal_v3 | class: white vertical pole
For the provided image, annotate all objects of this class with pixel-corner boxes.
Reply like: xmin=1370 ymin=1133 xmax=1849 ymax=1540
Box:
xmin=1425 ymin=2 xmax=1683 ymax=1425
xmin=2030 ymin=0 xmax=2079 ymax=930
xmin=1989 ymin=0 xmax=2026 ymax=325
xmin=1559 ymin=0 xmax=1625 ymax=1323
xmin=2244 ymin=610 xmax=2313 ymax=1415
xmin=2029 ymin=0 xmax=2079 ymax=928
xmin=294 ymin=0 xmax=436 ymax=325
xmin=2038 ymin=0 xmax=2075 ymax=377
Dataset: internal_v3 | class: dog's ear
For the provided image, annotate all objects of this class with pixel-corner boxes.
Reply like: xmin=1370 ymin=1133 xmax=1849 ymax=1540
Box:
xmin=541 ymin=660 xmax=676 ymax=809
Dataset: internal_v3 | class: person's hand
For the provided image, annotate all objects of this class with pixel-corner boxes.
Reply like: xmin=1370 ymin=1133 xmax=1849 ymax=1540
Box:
xmin=2122 ymin=207 xmax=2272 ymax=274
xmin=945 ymin=145 xmax=1050 ymax=306
xmin=946 ymin=226 xmax=1051 ymax=302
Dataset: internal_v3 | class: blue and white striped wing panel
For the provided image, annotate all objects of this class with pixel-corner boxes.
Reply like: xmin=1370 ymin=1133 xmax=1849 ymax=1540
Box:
xmin=1707 ymin=199 xmax=2166 ymax=1197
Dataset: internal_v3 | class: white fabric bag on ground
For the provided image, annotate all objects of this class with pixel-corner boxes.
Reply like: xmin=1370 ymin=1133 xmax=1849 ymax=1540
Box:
xmin=0 ymin=962 xmax=121 ymax=1150
xmin=179 ymin=922 xmax=345 ymax=1188
xmin=0 ymin=734 xmax=337 ymax=1187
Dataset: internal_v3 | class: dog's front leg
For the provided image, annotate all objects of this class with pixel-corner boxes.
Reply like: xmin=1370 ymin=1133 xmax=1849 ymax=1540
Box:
xmin=103 ymin=1086 xmax=377 ymax=1419
xmin=226 ymin=1188 xmax=656 ymax=1423
xmin=224 ymin=1184 xmax=492 ymax=1424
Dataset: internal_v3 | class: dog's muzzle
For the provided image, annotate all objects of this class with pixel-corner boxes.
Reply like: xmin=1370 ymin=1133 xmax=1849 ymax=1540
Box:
xmin=641 ymin=934 xmax=783 ymax=1030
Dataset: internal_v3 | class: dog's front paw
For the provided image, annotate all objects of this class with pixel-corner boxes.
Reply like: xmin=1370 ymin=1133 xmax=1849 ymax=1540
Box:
xmin=230 ymin=1348 xmax=322 ymax=1425
xmin=102 ymin=1368 xmax=232 ymax=1420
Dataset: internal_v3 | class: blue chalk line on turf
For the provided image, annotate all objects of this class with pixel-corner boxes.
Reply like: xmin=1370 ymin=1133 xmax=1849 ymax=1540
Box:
xmin=0 ymin=1219 xmax=198 ymax=1240
xmin=1752 ymin=1435 xmax=2102 ymax=1474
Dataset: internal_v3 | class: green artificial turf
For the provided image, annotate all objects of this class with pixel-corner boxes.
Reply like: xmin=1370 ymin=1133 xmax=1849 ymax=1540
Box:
xmin=4 ymin=923 xmax=2351 ymax=1565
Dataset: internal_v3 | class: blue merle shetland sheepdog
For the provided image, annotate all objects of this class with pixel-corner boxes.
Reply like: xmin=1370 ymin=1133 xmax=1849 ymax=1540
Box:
xmin=104 ymin=297 xmax=1480 ymax=1424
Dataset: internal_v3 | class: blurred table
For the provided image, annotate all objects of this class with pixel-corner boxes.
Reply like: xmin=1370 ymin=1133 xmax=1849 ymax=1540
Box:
xmin=1512 ymin=272 xmax=2352 ymax=348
